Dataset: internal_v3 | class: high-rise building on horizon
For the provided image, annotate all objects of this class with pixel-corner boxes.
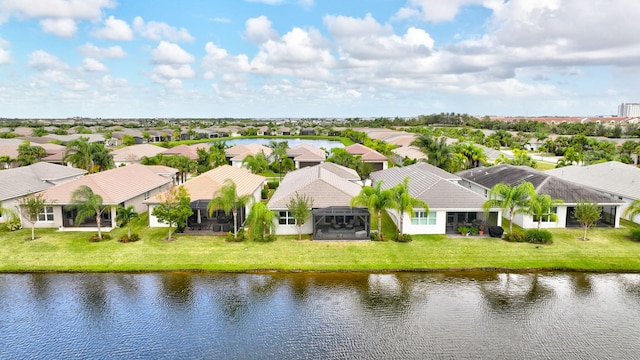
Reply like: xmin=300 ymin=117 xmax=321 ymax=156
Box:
xmin=618 ymin=103 xmax=640 ymax=117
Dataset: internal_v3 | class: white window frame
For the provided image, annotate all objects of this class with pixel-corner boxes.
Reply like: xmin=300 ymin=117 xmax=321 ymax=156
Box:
xmin=279 ymin=211 xmax=295 ymax=225
xmin=411 ymin=211 xmax=436 ymax=225
xmin=38 ymin=206 xmax=54 ymax=222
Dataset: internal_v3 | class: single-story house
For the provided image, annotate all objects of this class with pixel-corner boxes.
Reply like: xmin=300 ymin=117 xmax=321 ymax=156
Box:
xmin=0 ymin=162 xmax=87 ymax=223
xmin=268 ymin=162 xmax=369 ymax=240
xmin=225 ymin=144 xmax=272 ymax=168
xmin=286 ymin=144 xmax=326 ymax=169
xmin=370 ymin=163 xmax=501 ymax=235
xmin=546 ymin=161 xmax=640 ymax=224
xmin=110 ymin=144 xmax=166 ymax=166
xmin=36 ymin=164 xmax=177 ymax=229
xmin=457 ymin=164 xmax=623 ymax=229
xmin=159 ymin=144 xmax=199 ymax=160
xmin=145 ymin=165 xmax=265 ymax=233
xmin=344 ymin=143 xmax=388 ymax=171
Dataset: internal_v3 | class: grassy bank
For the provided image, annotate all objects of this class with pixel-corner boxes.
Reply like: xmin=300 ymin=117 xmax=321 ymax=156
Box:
xmin=1 ymin=218 xmax=640 ymax=273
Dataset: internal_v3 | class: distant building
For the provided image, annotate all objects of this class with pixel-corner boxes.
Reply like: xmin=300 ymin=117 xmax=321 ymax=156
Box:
xmin=618 ymin=103 xmax=640 ymax=117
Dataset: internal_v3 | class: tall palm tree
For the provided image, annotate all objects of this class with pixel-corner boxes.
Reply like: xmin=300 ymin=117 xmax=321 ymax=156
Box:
xmin=71 ymin=185 xmax=110 ymax=240
xmin=524 ymin=193 xmax=564 ymax=230
xmin=623 ymin=199 xmax=640 ymax=222
xmin=482 ymin=181 xmax=536 ymax=233
xmin=351 ymin=180 xmax=395 ymax=239
xmin=208 ymin=179 xmax=251 ymax=240
xmin=391 ymin=177 xmax=429 ymax=236
xmin=63 ymin=137 xmax=114 ymax=173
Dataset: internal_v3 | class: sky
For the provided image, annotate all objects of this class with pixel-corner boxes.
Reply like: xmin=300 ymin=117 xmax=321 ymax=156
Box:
xmin=1 ymin=0 xmax=639 ymax=119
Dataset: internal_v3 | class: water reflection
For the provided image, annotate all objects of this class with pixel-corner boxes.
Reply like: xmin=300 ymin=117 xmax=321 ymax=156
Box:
xmin=1 ymin=272 xmax=639 ymax=359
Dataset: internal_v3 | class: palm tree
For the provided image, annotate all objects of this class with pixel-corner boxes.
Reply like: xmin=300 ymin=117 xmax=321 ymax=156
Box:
xmin=482 ymin=181 xmax=536 ymax=234
xmin=391 ymin=177 xmax=429 ymax=236
xmin=70 ymin=185 xmax=110 ymax=240
xmin=242 ymin=152 xmax=270 ymax=174
xmin=245 ymin=202 xmax=277 ymax=241
xmin=623 ymin=199 xmax=640 ymax=222
xmin=350 ymin=180 xmax=395 ymax=239
xmin=208 ymin=179 xmax=251 ymax=240
xmin=116 ymin=205 xmax=139 ymax=239
xmin=524 ymin=193 xmax=564 ymax=230
xmin=63 ymin=137 xmax=114 ymax=173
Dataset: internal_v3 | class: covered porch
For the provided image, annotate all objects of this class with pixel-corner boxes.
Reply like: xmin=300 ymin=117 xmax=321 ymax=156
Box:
xmin=185 ymin=199 xmax=239 ymax=234
xmin=313 ymin=206 xmax=370 ymax=240
xmin=446 ymin=211 xmax=499 ymax=234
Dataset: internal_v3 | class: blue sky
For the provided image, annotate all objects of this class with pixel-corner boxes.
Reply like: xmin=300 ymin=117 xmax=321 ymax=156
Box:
xmin=1 ymin=0 xmax=639 ymax=119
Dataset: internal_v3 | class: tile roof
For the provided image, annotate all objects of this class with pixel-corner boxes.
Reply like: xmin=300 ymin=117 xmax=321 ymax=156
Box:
xmin=40 ymin=164 xmax=176 ymax=205
xmin=160 ymin=144 xmax=198 ymax=160
xmin=111 ymin=144 xmax=166 ymax=162
xmin=0 ymin=162 xmax=87 ymax=201
xmin=457 ymin=164 xmax=621 ymax=204
xmin=546 ymin=161 xmax=640 ymax=200
xmin=145 ymin=165 xmax=265 ymax=203
xmin=286 ymin=144 xmax=326 ymax=161
xmin=370 ymin=163 xmax=486 ymax=209
xmin=345 ymin=143 xmax=388 ymax=161
xmin=391 ymin=146 xmax=427 ymax=160
xmin=267 ymin=163 xmax=362 ymax=208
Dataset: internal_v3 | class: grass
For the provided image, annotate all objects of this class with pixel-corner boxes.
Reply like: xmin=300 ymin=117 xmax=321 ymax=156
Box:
xmin=2 ymin=216 xmax=640 ymax=273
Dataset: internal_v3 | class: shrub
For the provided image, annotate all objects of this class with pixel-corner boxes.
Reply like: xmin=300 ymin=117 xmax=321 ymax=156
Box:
xmin=370 ymin=232 xmax=383 ymax=241
xmin=267 ymin=181 xmax=280 ymax=190
xmin=261 ymin=188 xmax=268 ymax=199
xmin=395 ymin=233 xmax=412 ymax=242
xmin=5 ymin=217 xmax=22 ymax=231
xmin=226 ymin=229 xmax=246 ymax=242
xmin=503 ymin=232 xmax=525 ymax=242
xmin=119 ymin=233 xmax=140 ymax=243
xmin=630 ymin=229 xmax=640 ymax=242
xmin=524 ymin=229 xmax=553 ymax=244
xmin=90 ymin=233 xmax=112 ymax=242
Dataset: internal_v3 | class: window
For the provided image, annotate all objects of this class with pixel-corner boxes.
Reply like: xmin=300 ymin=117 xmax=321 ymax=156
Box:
xmin=279 ymin=211 xmax=295 ymax=225
xmin=144 ymin=191 xmax=150 ymax=200
xmin=38 ymin=206 xmax=54 ymax=222
xmin=533 ymin=207 xmax=557 ymax=223
xmin=411 ymin=211 xmax=436 ymax=225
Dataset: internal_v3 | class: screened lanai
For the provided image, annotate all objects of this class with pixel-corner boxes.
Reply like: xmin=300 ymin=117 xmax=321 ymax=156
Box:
xmin=313 ymin=206 xmax=370 ymax=240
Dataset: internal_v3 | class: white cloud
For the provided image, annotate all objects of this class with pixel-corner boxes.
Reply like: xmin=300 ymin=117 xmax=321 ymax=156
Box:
xmin=0 ymin=37 xmax=10 ymax=64
xmin=91 ymin=16 xmax=133 ymax=41
xmin=133 ymin=16 xmax=195 ymax=42
xmin=82 ymin=57 xmax=107 ymax=72
xmin=245 ymin=16 xmax=278 ymax=44
xmin=39 ymin=18 xmax=77 ymax=37
xmin=28 ymin=50 xmax=69 ymax=71
xmin=151 ymin=41 xmax=195 ymax=64
xmin=153 ymin=64 xmax=196 ymax=79
xmin=210 ymin=17 xmax=231 ymax=23
xmin=0 ymin=0 xmax=114 ymax=19
xmin=395 ymin=0 xmax=487 ymax=22
xmin=77 ymin=42 xmax=126 ymax=59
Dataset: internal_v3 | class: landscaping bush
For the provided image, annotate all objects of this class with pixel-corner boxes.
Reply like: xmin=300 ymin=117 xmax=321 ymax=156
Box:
xmin=90 ymin=233 xmax=111 ymax=242
xmin=524 ymin=229 xmax=553 ymax=244
xmin=119 ymin=233 xmax=140 ymax=243
xmin=503 ymin=232 xmax=525 ymax=242
xmin=370 ymin=232 xmax=383 ymax=241
xmin=630 ymin=229 xmax=640 ymax=242
xmin=395 ymin=233 xmax=412 ymax=242
xmin=267 ymin=181 xmax=280 ymax=190
xmin=261 ymin=188 xmax=268 ymax=199
xmin=5 ymin=217 xmax=21 ymax=231
xmin=226 ymin=229 xmax=246 ymax=242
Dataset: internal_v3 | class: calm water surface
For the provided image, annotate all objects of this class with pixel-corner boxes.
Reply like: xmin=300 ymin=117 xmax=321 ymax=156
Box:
xmin=1 ymin=272 xmax=639 ymax=359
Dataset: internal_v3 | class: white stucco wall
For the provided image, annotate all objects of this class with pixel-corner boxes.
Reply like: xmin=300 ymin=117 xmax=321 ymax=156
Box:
xmin=272 ymin=211 xmax=313 ymax=236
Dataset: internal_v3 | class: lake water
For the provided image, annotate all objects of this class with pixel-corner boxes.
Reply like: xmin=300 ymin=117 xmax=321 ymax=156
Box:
xmin=2 ymin=272 xmax=639 ymax=359
xmin=210 ymin=138 xmax=344 ymax=150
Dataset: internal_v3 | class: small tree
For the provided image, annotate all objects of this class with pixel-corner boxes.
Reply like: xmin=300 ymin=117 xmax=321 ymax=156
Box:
xmin=351 ymin=180 xmax=395 ymax=239
xmin=391 ymin=177 xmax=429 ymax=237
xmin=623 ymin=199 xmax=640 ymax=222
xmin=483 ymin=181 xmax=535 ymax=233
xmin=524 ymin=193 xmax=564 ymax=230
xmin=18 ymin=192 xmax=47 ymax=240
xmin=287 ymin=192 xmax=314 ymax=240
xmin=245 ymin=202 xmax=276 ymax=241
xmin=208 ymin=179 xmax=250 ymax=241
xmin=116 ymin=205 xmax=139 ymax=240
xmin=152 ymin=185 xmax=193 ymax=241
xmin=573 ymin=201 xmax=602 ymax=241
xmin=70 ymin=185 xmax=110 ymax=240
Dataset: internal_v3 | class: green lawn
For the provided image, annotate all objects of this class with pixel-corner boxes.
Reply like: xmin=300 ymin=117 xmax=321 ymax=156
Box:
xmin=1 ymin=217 xmax=640 ymax=272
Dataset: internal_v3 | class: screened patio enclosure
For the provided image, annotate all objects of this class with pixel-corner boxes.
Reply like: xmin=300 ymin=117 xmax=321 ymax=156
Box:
xmin=313 ymin=206 xmax=370 ymax=240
